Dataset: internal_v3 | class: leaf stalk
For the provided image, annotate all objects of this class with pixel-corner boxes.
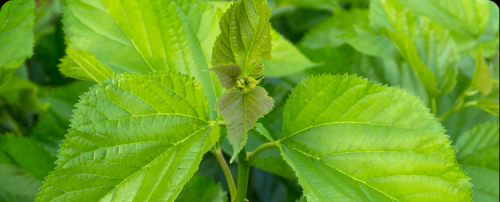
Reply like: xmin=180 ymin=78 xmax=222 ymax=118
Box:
xmin=235 ymin=147 xmax=251 ymax=202
xmin=247 ymin=142 xmax=277 ymax=165
xmin=211 ymin=149 xmax=236 ymax=200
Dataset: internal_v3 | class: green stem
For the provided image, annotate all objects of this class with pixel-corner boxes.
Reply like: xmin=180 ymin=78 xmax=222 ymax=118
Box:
xmin=247 ymin=142 xmax=277 ymax=165
xmin=211 ymin=149 xmax=236 ymax=201
xmin=437 ymin=94 xmax=466 ymax=123
xmin=235 ymin=147 xmax=250 ymax=202
xmin=2 ymin=110 xmax=21 ymax=135
xmin=429 ymin=96 xmax=438 ymax=116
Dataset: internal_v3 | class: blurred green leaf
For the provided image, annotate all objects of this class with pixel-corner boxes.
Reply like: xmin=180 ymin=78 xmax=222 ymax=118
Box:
xmin=58 ymin=47 xmax=115 ymax=83
xmin=0 ymin=0 xmax=35 ymax=87
xmin=0 ymin=133 xmax=56 ymax=202
xmin=477 ymin=98 xmax=499 ymax=117
xmin=0 ymin=76 xmax=40 ymax=111
xmin=472 ymin=48 xmax=495 ymax=95
xmin=455 ymin=122 xmax=499 ymax=202
xmin=275 ymin=0 xmax=337 ymax=11
xmin=176 ymin=173 xmax=228 ymax=202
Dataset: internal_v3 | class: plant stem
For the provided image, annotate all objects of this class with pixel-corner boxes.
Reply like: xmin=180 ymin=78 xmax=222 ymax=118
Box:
xmin=437 ymin=95 xmax=466 ymax=123
xmin=429 ymin=96 xmax=438 ymax=116
xmin=247 ymin=142 xmax=277 ymax=164
xmin=235 ymin=147 xmax=250 ymax=202
xmin=210 ymin=149 xmax=236 ymax=200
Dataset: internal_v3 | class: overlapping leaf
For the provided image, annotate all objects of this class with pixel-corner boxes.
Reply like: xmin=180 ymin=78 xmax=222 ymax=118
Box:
xmin=0 ymin=0 xmax=35 ymax=87
xmin=36 ymin=71 xmax=220 ymax=202
xmin=472 ymin=49 xmax=494 ymax=95
xmin=278 ymin=75 xmax=472 ymax=201
xmin=212 ymin=0 xmax=272 ymax=78
xmin=455 ymin=122 xmax=499 ymax=202
xmin=62 ymin=0 xmax=223 ymax=119
xmin=58 ymin=47 xmax=114 ymax=83
xmin=216 ymin=87 xmax=273 ymax=161
xmin=0 ymin=133 xmax=56 ymax=202
xmin=176 ymin=173 xmax=227 ymax=202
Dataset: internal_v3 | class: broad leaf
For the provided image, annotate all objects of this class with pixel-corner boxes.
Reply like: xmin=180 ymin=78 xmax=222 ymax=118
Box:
xmin=279 ymin=75 xmax=472 ymax=201
xmin=58 ymin=47 xmax=114 ymax=83
xmin=0 ymin=133 xmax=56 ymax=202
xmin=472 ymin=48 xmax=494 ymax=95
xmin=36 ymin=71 xmax=220 ymax=202
xmin=176 ymin=173 xmax=227 ymax=202
xmin=370 ymin=0 xmax=459 ymax=96
xmin=216 ymin=87 xmax=273 ymax=161
xmin=212 ymin=0 xmax=272 ymax=78
xmin=455 ymin=122 xmax=499 ymax=202
xmin=262 ymin=29 xmax=317 ymax=77
xmin=62 ymin=0 xmax=223 ymax=120
xmin=0 ymin=0 xmax=35 ymax=87
xmin=209 ymin=64 xmax=242 ymax=89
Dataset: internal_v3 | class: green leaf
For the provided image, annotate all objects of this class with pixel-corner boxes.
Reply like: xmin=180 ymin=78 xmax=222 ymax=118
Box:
xmin=36 ymin=71 xmax=220 ymax=202
xmin=275 ymin=0 xmax=337 ymax=11
xmin=0 ymin=133 xmax=56 ymax=202
xmin=255 ymin=123 xmax=275 ymax=142
xmin=262 ymin=29 xmax=317 ymax=77
xmin=212 ymin=0 xmax=272 ymax=78
xmin=370 ymin=0 xmax=459 ymax=96
xmin=477 ymin=98 xmax=499 ymax=117
xmin=62 ymin=0 xmax=223 ymax=120
xmin=58 ymin=47 xmax=115 ymax=83
xmin=0 ymin=0 xmax=35 ymax=87
xmin=455 ymin=122 xmax=499 ymax=202
xmin=0 ymin=75 xmax=40 ymax=111
xmin=175 ymin=173 xmax=227 ymax=202
xmin=209 ymin=64 xmax=243 ymax=89
xmin=216 ymin=87 xmax=274 ymax=161
xmin=279 ymin=75 xmax=472 ymax=201
xmin=472 ymin=48 xmax=494 ymax=95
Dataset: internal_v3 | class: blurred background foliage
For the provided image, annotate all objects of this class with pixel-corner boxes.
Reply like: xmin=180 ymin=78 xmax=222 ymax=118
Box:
xmin=0 ymin=0 xmax=498 ymax=201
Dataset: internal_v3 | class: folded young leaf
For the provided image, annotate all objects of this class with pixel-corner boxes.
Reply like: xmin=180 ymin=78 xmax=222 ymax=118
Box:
xmin=472 ymin=48 xmax=494 ymax=95
xmin=212 ymin=0 xmax=272 ymax=78
xmin=370 ymin=0 xmax=459 ymax=96
xmin=58 ymin=47 xmax=115 ymax=83
xmin=0 ymin=0 xmax=35 ymax=87
xmin=0 ymin=133 xmax=56 ymax=202
xmin=36 ymin=71 xmax=220 ymax=202
xmin=278 ymin=74 xmax=472 ymax=201
xmin=62 ymin=0 xmax=222 ymax=120
xmin=216 ymin=87 xmax=274 ymax=161
xmin=209 ymin=64 xmax=242 ymax=89
xmin=175 ymin=173 xmax=227 ymax=202
xmin=455 ymin=122 xmax=499 ymax=202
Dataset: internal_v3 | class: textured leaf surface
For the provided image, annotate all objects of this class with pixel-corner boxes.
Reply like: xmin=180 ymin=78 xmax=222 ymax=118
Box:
xmin=262 ymin=29 xmax=316 ymax=77
xmin=175 ymin=173 xmax=227 ymax=202
xmin=279 ymin=75 xmax=472 ymax=202
xmin=472 ymin=49 xmax=494 ymax=95
xmin=209 ymin=64 xmax=242 ymax=89
xmin=37 ymin=71 xmax=220 ymax=202
xmin=0 ymin=133 xmax=56 ymax=202
xmin=212 ymin=0 xmax=272 ymax=78
xmin=58 ymin=47 xmax=114 ymax=83
xmin=0 ymin=0 xmax=35 ymax=87
xmin=62 ymin=0 xmax=222 ymax=119
xmin=455 ymin=122 xmax=499 ymax=202
xmin=216 ymin=87 xmax=273 ymax=161
xmin=370 ymin=0 xmax=459 ymax=96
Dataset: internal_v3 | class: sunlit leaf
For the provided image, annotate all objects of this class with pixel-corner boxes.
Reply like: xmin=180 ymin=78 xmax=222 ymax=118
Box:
xmin=472 ymin=48 xmax=494 ymax=95
xmin=58 ymin=47 xmax=114 ymax=83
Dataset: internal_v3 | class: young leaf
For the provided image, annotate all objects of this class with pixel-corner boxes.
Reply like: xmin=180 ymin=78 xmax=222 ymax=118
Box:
xmin=455 ymin=122 xmax=499 ymax=202
xmin=472 ymin=48 xmax=494 ymax=95
xmin=58 ymin=47 xmax=115 ymax=83
xmin=0 ymin=0 xmax=35 ymax=87
xmin=0 ymin=133 xmax=56 ymax=202
xmin=62 ymin=0 xmax=223 ymax=120
xmin=212 ymin=0 xmax=272 ymax=78
xmin=477 ymin=98 xmax=499 ymax=117
xmin=175 ymin=173 xmax=228 ymax=202
xmin=36 ymin=71 xmax=220 ymax=202
xmin=255 ymin=123 xmax=275 ymax=142
xmin=216 ymin=87 xmax=273 ymax=161
xmin=209 ymin=64 xmax=243 ymax=89
xmin=279 ymin=75 xmax=472 ymax=201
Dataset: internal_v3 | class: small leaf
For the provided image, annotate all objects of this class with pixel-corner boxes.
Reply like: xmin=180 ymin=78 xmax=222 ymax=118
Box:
xmin=209 ymin=64 xmax=242 ymax=89
xmin=58 ymin=47 xmax=115 ymax=83
xmin=455 ymin=122 xmax=499 ymax=202
xmin=279 ymin=74 xmax=472 ymax=201
xmin=255 ymin=123 xmax=274 ymax=142
xmin=212 ymin=0 xmax=272 ymax=78
xmin=0 ymin=0 xmax=35 ymax=87
xmin=472 ymin=48 xmax=494 ymax=95
xmin=36 ymin=71 xmax=220 ymax=202
xmin=216 ymin=87 xmax=274 ymax=161
xmin=175 ymin=173 xmax=228 ymax=202
xmin=477 ymin=98 xmax=499 ymax=117
xmin=243 ymin=77 xmax=263 ymax=89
